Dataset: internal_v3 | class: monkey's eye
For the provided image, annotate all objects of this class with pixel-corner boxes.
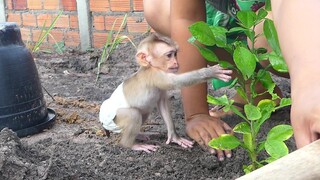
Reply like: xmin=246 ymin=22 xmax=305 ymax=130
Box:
xmin=165 ymin=51 xmax=177 ymax=59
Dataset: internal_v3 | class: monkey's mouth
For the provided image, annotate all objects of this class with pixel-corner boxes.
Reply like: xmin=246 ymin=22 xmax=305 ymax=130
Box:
xmin=168 ymin=68 xmax=179 ymax=73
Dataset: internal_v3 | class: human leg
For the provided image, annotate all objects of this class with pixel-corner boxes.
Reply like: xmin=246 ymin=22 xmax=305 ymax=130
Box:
xmin=143 ymin=0 xmax=171 ymax=36
xmin=170 ymin=0 xmax=233 ymax=160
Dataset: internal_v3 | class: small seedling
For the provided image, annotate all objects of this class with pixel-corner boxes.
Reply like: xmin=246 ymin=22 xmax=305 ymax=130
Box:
xmin=32 ymin=11 xmax=64 ymax=54
xmin=96 ymin=14 xmax=136 ymax=82
xmin=188 ymin=2 xmax=293 ymax=174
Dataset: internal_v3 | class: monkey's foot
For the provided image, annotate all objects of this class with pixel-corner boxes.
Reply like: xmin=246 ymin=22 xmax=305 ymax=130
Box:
xmin=131 ymin=144 xmax=159 ymax=153
xmin=166 ymin=137 xmax=194 ymax=148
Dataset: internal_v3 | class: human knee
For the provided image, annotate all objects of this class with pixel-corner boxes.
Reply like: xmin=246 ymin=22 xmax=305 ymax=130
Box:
xmin=143 ymin=0 xmax=170 ymax=36
xmin=143 ymin=0 xmax=157 ymax=23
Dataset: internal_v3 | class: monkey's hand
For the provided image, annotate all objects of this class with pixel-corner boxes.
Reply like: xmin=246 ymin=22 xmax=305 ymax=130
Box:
xmin=166 ymin=134 xmax=194 ymax=148
xmin=132 ymin=144 xmax=160 ymax=153
xmin=208 ymin=65 xmax=233 ymax=82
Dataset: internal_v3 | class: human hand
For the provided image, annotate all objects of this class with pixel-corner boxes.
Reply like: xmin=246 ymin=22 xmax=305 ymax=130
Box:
xmin=291 ymin=88 xmax=320 ymax=149
xmin=185 ymin=114 xmax=232 ymax=161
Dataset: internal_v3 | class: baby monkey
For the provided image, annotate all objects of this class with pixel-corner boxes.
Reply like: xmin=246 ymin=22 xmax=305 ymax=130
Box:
xmin=99 ymin=33 xmax=232 ymax=153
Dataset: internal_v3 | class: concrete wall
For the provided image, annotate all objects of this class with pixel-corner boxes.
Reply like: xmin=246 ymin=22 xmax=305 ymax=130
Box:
xmin=2 ymin=0 xmax=150 ymax=50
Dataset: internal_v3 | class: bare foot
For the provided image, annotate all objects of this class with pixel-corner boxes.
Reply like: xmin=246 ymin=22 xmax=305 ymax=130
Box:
xmin=131 ymin=143 xmax=159 ymax=153
xmin=166 ymin=135 xmax=194 ymax=148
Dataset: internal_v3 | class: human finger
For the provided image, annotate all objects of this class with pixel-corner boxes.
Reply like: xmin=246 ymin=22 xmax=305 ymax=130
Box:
xmin=202 ymin=124 xmax=226 ymax=161
xmin=222 ymin=122 xmax=233 ymax=158
xmin=223 ymin=122 xmax=233 ymax=134
xmin=292 ymin=124 xmax=311 ymax=149
xmin=311 ymin=120 xmax=320 ymax=142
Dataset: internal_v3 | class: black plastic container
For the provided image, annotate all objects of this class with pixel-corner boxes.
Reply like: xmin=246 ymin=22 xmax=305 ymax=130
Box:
xmin=0 ymin=22 xmax=55 ymax=137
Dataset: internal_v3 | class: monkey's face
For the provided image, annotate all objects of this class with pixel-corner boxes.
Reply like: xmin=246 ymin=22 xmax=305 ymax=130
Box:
xmin=151 ymin=43 xmax=179 ymax=73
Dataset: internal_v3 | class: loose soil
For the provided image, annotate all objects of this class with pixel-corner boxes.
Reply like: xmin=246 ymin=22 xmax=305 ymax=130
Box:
xmin=0 ymin=35 xmax=295 ymax=180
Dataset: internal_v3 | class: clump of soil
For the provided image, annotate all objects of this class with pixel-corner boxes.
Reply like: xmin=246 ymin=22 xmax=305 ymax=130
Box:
xmin=0 ymin=35 xmax=294 ymax=179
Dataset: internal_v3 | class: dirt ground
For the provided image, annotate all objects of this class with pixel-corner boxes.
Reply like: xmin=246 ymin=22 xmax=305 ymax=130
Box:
xmin=0 ymin=35 xmax=295 ymax=180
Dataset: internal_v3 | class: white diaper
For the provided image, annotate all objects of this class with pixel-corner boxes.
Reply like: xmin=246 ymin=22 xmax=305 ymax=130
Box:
xmin=99 ymin=83 xmax=129 ymax=133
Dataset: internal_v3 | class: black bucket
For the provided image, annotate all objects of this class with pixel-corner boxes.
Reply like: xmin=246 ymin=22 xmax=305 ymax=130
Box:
xmin=0 ymin=22 xmax=56 ymax=137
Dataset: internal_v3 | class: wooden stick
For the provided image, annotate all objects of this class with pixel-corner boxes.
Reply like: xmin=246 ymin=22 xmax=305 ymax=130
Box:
xmin=237 ymin=140 xmax=320 ymax=179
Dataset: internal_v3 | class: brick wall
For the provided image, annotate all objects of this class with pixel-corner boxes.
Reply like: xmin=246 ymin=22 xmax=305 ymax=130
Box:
xmin=4 ymin=0 xmax=150 ymax=50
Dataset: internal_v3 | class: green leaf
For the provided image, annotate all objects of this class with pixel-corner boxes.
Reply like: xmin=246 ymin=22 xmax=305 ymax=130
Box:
xmin=277 ymin=98 xmax=292 ymax=110
xmin=249 ymin=80 xmax=258 ymax=98
xmin=258 ymin=99 xmax=276 ymax=110
xmin=227 ymin=78 xmax=238 ymax=89
xmin=244 ymin=29 xmax=255 ymax=43
xmin=33 ymin=10 xmax=63 ymax=53
xmin=230 ymin=105 xmax=247 ymax=120
xmin=269 ymin=51 xmax=289 ymax=72
xmin=207 ymin=95 xmax=229 ymax=106
xmin=233 ymin=122 xmax=251 ymax=134
xmin=267 ymin=125 xmax=293 ymax=142
xmin=255 ymin=99 xmax=276 ymax=132
xmin=256 ymin=47 xmax=268 ymax=55
xmin=257 ymin=141 xmax=265 ymax=153
xmin=193 ymin=44 xmax=219 ymax=62
xmin=210 ymin=26 xmax=228 ymax=47
xmin=244 ymin=104 xmax=262 ymax=121
xmin=237 ymin=11 xmax=257 ymax=29
xmin=222 ymin=102 xmax=232 ymax=112
xmin=53 ymin=41 xmax=65 ymax=54
xmin=219 ymin=61 xmax=234 ymax=69
xmin=265 ymin=140 xmax=289 ymax=159
xmin=257 ymin=8 xmax=268 ymax=22
xmin=257 ymin=53 xmax=269 ymax=61
xmin=263 ymin=19 xmax=281 ymax=55
xmin=228 ymin=27 xmax=246 ymax=34
xmin=189 ymin=21 xmax=215 ymax=46
xmin=235 ymin=86 xmax=248 ymax=102
xmin=257 ymin=70 xmax=276 ymax=91
xmin=264 ymin=156 xmax=277 ymax=164
xmin=265 ymin=0 xmax=271 ymax=11
xmin=243 ymin=164 xmax=254 ymax=174
xmin=208 ymin=134 xmax=241 ymax=150
xmin=188 ymin=36 xmax=196 ymax=44
xmin=243 ymin=133 xmax=254 ymax=152
xmin=270 ymin=90 xmax=280 ymax=100
xmin=233 ymin=47 xmax=257 ymax=80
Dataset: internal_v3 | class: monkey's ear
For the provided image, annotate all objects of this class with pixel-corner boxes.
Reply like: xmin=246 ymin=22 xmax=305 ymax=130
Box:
xmin=136 ymin=51 xmax=150 ymax=67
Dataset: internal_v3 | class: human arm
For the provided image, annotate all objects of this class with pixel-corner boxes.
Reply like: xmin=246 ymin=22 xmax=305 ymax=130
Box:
xmin=271 ymin=0 xmax=320 ymax=148
xmin=171 ymin=0 xmax=232 ymax=160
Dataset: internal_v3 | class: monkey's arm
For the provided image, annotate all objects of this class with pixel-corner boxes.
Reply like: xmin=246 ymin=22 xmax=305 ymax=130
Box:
xmin=157 ymin=92 xmax=194 ymax=148
xmin=156 ymin=65 xmax=232 ymax=90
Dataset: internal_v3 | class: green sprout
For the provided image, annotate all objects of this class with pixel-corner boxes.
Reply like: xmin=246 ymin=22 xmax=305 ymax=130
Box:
xmin=32 ymin=10 xmax=64 ymax=54
xmin=96 ymin=14 xmax=136 ymax=82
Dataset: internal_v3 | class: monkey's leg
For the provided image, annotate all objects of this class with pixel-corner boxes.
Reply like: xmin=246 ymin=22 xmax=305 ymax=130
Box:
xmin=136 ymin=132 xmax=161 ymax=141
xmin=115 ymin=108 xmax=159 ymax=153
xmin=158 ymin=94 xmax=194 ymax=148
xmin=135 ymin=113 xmax=160 ymax=141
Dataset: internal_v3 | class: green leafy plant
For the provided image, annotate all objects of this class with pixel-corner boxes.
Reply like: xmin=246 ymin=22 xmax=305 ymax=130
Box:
xmin=96 ymin=14 xmax=136 ymax=82
xmin=188 ymin=5 xmax=293 ymax=174
xmin=32 ymin=10 xmax=64 ymax=54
